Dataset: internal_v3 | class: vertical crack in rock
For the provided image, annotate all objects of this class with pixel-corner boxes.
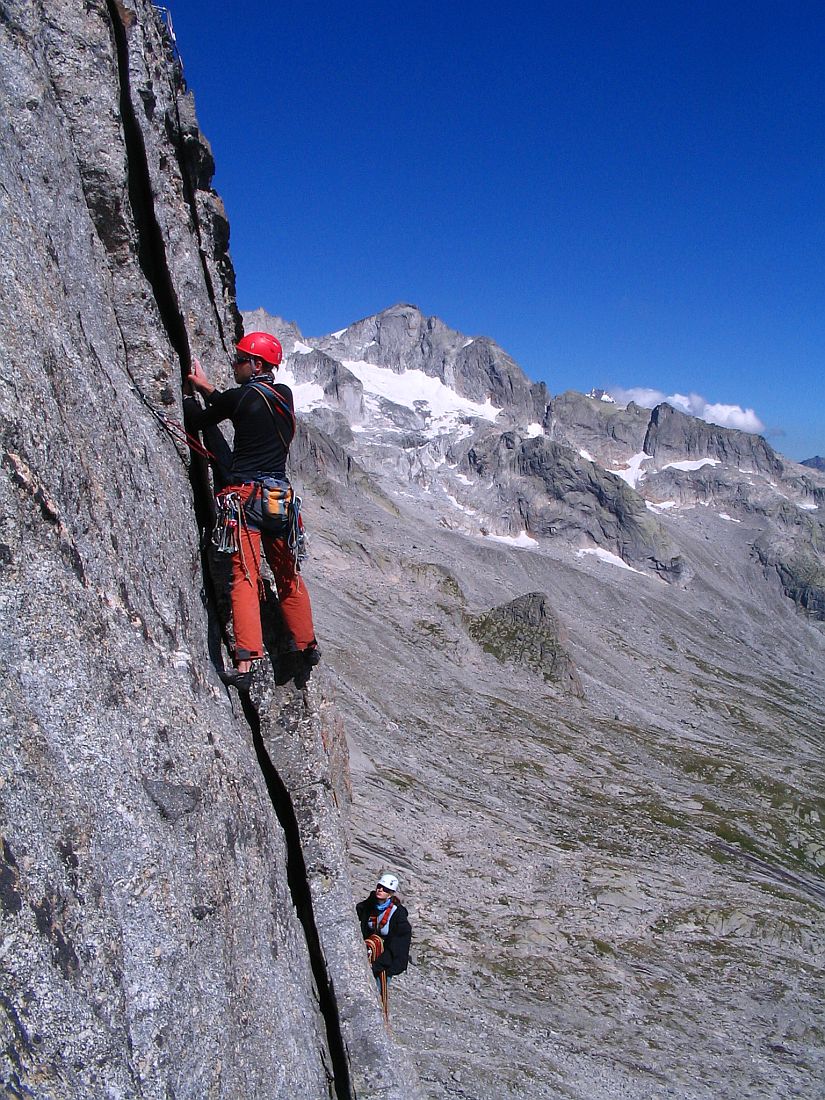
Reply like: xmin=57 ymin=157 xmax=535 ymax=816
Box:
xmin=107 ymin=2 xmax=226 ymax=655
xmin=107 ymin=0 xmax=190 ymax=375
xmin=104 ymin=6 xmax=355 ymax=1092
xmin=240 ymin=695 xmax=355 ymax=1100
xmin=166 ymin=98 xmax=229 ymax=350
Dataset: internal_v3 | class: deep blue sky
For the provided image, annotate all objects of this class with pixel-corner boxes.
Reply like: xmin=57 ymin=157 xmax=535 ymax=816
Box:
xmin=166 ymin=1 xmax=824 ymax=460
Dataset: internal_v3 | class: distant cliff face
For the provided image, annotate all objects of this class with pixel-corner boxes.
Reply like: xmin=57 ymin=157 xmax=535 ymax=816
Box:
xmin=0 ymin=5 xmax=419 ymax=1098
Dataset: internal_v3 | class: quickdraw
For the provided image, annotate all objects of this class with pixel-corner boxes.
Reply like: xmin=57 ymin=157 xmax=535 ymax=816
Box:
xmin=289 ymin=493 xmax=309 ymax=568
xmin=212 ymin=491 xmax=241 ymax=554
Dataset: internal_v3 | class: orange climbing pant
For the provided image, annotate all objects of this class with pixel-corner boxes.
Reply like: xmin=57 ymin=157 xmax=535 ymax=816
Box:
xmin=228 ymin=487 xmax=316 ymax=660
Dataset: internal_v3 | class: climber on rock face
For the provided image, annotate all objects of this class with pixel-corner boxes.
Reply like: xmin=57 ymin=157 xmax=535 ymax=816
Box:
xmin=184 ymin=332 xmax=319 ymax=691
xmin=356 ymin=872 xmax=411 ymax=1018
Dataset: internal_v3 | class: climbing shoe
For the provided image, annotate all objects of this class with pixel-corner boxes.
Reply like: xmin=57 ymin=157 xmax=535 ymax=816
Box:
xmin=218 ymin=668 xmax=253 ymax=692
xmin=303 ymin=644 xmax=321 ymax=669
xmin=281 ymin=642 xmax=323 ymax=686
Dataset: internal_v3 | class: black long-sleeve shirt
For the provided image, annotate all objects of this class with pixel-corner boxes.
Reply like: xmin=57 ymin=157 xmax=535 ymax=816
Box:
xmin=184 ymin=376 xmax=295 ymax=481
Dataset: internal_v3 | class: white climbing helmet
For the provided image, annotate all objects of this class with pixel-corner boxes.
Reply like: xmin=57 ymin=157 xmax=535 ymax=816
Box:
xmin=377 ymin=871 xmax=399 ymax=892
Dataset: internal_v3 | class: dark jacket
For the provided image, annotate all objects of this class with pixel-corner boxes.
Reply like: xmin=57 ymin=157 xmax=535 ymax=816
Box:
xmin=356 ymin=894 xmax=412 ymax=976
xmin=184 ymin=376 xmax=295 ymax=482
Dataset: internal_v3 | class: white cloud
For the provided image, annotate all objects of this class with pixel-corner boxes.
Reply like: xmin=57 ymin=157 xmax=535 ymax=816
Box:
xmin=612 ymin=386 xmax=670 ymax=409
xmin=609 ymin=387 xmax=764 ymax=434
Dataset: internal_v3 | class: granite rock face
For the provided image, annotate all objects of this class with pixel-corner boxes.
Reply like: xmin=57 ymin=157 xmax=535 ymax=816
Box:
xmin=0 ymin=4 xmax=419 ymax=1098
xmin=642 ymin=401 xmax=784 ymax=477
xmin=465 ymin=433 xmax=685 ymax=581
xmin=547 ymin=391 xmax=652 ymax=463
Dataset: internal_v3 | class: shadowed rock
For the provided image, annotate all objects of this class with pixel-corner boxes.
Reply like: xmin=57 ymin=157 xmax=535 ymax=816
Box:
xmin=466 ymin=433 xmax=685 ymax=580
xmin=754 ymin=537 xmax=825 ymax=620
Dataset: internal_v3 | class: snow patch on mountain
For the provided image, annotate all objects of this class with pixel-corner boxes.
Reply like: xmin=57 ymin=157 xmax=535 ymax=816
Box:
xmin=663 ymin=458 xmax=721 ymax=472
xmin=443 ymin=491 xmax=478 ymax=516
xmin=611 ymin=451 xmax=651 ymax=489
xmin=341 ymin=359 xmax=501 ymax=425
xmin=586 ymin=388 xmax=616 ymax=404
xmin=278 ymin=367 xmax=325 ymax=410
xmin=485 ymin=530 xmax=539 ymax=548
xmin=577 ymin=548 xmax=647 ymax=574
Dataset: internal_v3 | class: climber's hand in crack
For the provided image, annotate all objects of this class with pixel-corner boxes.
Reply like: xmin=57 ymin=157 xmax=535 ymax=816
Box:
xmin=187 ymin=357 xmax=214 ymax=397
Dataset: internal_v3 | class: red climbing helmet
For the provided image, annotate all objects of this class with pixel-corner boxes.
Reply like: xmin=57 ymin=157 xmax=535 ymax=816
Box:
xmin=236 ymin=331 xmax=283 ymax=367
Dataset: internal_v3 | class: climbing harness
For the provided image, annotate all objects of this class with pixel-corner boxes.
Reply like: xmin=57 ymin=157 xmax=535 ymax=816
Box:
xmin=223 ymin=478 xmax=308 ymax=571
xmin=367 ymin=904 xmax=395 ymax=935
xmin=164 ymin=372 xmax=310 ymax=574
xmin=211 ymin=478 xmax=308 ymax=578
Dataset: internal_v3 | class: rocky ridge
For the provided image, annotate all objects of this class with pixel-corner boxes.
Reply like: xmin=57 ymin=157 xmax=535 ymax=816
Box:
xmin=246 ymin=303 xmax=825 ymax=618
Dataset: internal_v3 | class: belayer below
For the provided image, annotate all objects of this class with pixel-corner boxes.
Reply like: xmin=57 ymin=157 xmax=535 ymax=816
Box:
xmin=184 ymin=332 xmax=320 ymax=691
xmin=356 ymin=871 xmax=412 ymax=1020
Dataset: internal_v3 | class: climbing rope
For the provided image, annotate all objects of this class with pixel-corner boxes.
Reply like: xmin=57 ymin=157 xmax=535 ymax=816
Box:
xmin=152 ymin=406 xmax=218 ymax=462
